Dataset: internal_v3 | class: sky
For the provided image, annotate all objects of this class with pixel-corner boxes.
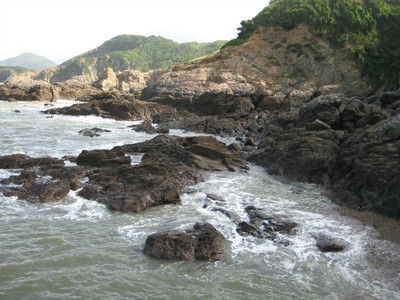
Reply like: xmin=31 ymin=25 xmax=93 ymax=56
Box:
xmin=0 ymin=0 xmax=269 ymax=64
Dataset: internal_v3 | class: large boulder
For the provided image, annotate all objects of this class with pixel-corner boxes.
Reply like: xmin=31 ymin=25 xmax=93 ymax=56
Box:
xmin=143 ymin=222 xmax=225 ymax=261
xmin=94 ymin=68 xmax=119 ymax=91
xmin=78 ymin=162 xmax=182 ymax=212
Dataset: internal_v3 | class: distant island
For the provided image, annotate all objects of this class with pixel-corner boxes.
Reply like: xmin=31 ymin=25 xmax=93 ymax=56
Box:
xmin=0 ymin=53 xmax=58 ymax=71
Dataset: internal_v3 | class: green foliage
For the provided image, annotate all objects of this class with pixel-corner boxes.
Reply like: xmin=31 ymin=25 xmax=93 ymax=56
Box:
xmin=69 ymin=35 xmax=227 ymax=72
xmin=228 ymin=0 xmax=400 ymax=86
xmin=221 ymin=39 xmax=247 ymax=49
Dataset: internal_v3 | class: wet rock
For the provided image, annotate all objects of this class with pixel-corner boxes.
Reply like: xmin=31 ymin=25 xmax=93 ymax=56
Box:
xmin=143 ymin=222 xmax=225 ymax=261
xmin=79 ymin=162 xmax=182 ymax=212
xmin=156 ymin=125 xmax=170 ymax=134
xmin=78 ymin=127 xmax=111 ymax=137
xmin=246 ymin=206 xmax=298 ymax=234
xmin=0 ymin=155 xmax=83 ymax=204
xmin=76 ymin=149 xmax=131 ymax=167
xmin=76 ymin=135 xmax=248 ymax=212
xmin=313 ymin=234 xmax=347 ymax=252
xmin=131 ymin=120 xmax=156 ymax=134
xmin=236 ymin=221 xmax=268 ymax=239
xmin=44 ymin=97 xmax=180 ymax=122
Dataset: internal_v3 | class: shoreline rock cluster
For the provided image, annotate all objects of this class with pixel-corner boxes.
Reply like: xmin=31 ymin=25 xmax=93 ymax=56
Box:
xmin=0 ymin=24 xmax=399 ymax=260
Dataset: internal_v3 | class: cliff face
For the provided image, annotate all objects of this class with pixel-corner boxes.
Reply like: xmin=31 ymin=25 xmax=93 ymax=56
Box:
xmin=140 ymin=24 xmax=373 ymax=108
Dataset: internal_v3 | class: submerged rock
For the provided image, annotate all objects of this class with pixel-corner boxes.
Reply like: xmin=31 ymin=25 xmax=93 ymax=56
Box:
xmin=313 ymin=234 xmax=348 ymax=252
xmin=236 ymin=206 xmax=297 ymax=242
xmin=143 ymin=222 xmax=225 ymax=261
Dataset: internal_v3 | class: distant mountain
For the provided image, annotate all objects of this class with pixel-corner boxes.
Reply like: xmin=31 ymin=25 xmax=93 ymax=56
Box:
xmin=37 ymin=35 xmax=227 ymax=83
xmin=0 ymin=53 xmax=58 ymax=71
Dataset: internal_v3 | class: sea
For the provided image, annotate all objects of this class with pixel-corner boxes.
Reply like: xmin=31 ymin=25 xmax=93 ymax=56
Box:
xmin=0 ymin=100 xmax=399 ymax=299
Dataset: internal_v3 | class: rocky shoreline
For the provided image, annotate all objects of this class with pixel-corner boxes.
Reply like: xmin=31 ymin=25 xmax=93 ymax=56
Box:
xmin=0 ymin=24 xmax=399 ymax=260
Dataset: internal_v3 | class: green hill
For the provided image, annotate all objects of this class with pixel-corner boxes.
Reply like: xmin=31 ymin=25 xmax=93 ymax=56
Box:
xmin=40 ymin=35 xmax=227 ymax=83
xmin=0 ymin=53 xmax=58 ymax=70
xmin=223 ymin=0 xmax=400 ymax=88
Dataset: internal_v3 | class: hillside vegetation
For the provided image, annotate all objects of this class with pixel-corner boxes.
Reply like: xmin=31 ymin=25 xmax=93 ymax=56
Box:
xmin=224 ymin=0 xmax=400 ymax=87
xmin=40 ymin=35 xmax=226 ymax=83
xmin=0 ymin=53 xmax=57 ymax=70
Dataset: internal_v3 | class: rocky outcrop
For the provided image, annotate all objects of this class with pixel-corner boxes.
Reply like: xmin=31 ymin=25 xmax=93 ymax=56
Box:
xmin=332 ymin=114 xmax=400 ymax=218
xmin=143 ymin=222 xmax=225 ymax=261
xmin=43 ymin=92 xmax=181 ymax=121
xmin=94 ymin=68 xmax=119 ymax=91
xmin=76 ymin=135 xmax=248 ymax=212
xmin=0 ymin=154 xmax=83 ymax=203
xmin=0 ymin=73 xmax=100 ymax=101
xmin=249 ymin=91 xmax=400 ymax=218
xmin=0 ymin=135 xmax=247 ymax=213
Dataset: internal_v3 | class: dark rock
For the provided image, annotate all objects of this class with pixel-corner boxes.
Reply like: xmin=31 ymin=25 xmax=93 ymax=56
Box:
xmin=78 ymin=127 xmax=111 ymax=137
xmin=43 ymin=97 xmax=180 ymax=121
xmin=0 ymin=155 xmax=83 ymax=204
xmin=143 ymin=222 xmax=225 ymax=261
xmin=76 ymin=149 xmax=131 ymax=167
xmin=313 ymin=234 xmax=347 ymax=252
xmin=228 ymin=142 xmax=241 ymax=152
xmin=236 ymin=221 xmax=275 ymax=239
xmin=245 ymin=137 xmax=256 ymax=146
xmin=78 ymin=162 xmax=181 ymax=212
xmin=246 ymin=206 xmax=297 ymax=234
xmin=250 ymin=129 xmax=339 ymax=185
xmin=132 ymin=120 xmax=156 ymax=134
xmin=76 ymin=135 xmax=248 ymax=212
xmin=156 ymin=125 xmax=170 ymax=134
xmin=332 ymin=114 xmax=400 ymax=218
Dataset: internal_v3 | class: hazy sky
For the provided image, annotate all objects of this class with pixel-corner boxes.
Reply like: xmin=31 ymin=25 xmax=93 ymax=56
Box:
xmin=0 ymin=0 xmax=268 ymax=63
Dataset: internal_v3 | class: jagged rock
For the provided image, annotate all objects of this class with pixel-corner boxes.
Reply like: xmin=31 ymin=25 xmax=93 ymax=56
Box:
xmin=94 ymin=68 xmax=119 ymax=91
xmin=0 ymin=155 xmax=83 ymax=204
xmin=76 ymin=135 xmax=248 ymax=212
xmin=332 ymin=114 xmax=400 ymax=218
xmin=143 ymin=222 xmax=225 ymax=261
xmin=250 ymin=128 xmax=339 ymax=185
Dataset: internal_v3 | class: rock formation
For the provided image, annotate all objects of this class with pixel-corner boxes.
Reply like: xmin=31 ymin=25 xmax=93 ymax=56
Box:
xmin=143 ymin=222 xmax=225 ymax=261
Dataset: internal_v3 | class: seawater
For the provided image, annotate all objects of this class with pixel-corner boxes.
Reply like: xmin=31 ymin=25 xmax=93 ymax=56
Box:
xmin=0 ymin=101 xmax=399 ymax=299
